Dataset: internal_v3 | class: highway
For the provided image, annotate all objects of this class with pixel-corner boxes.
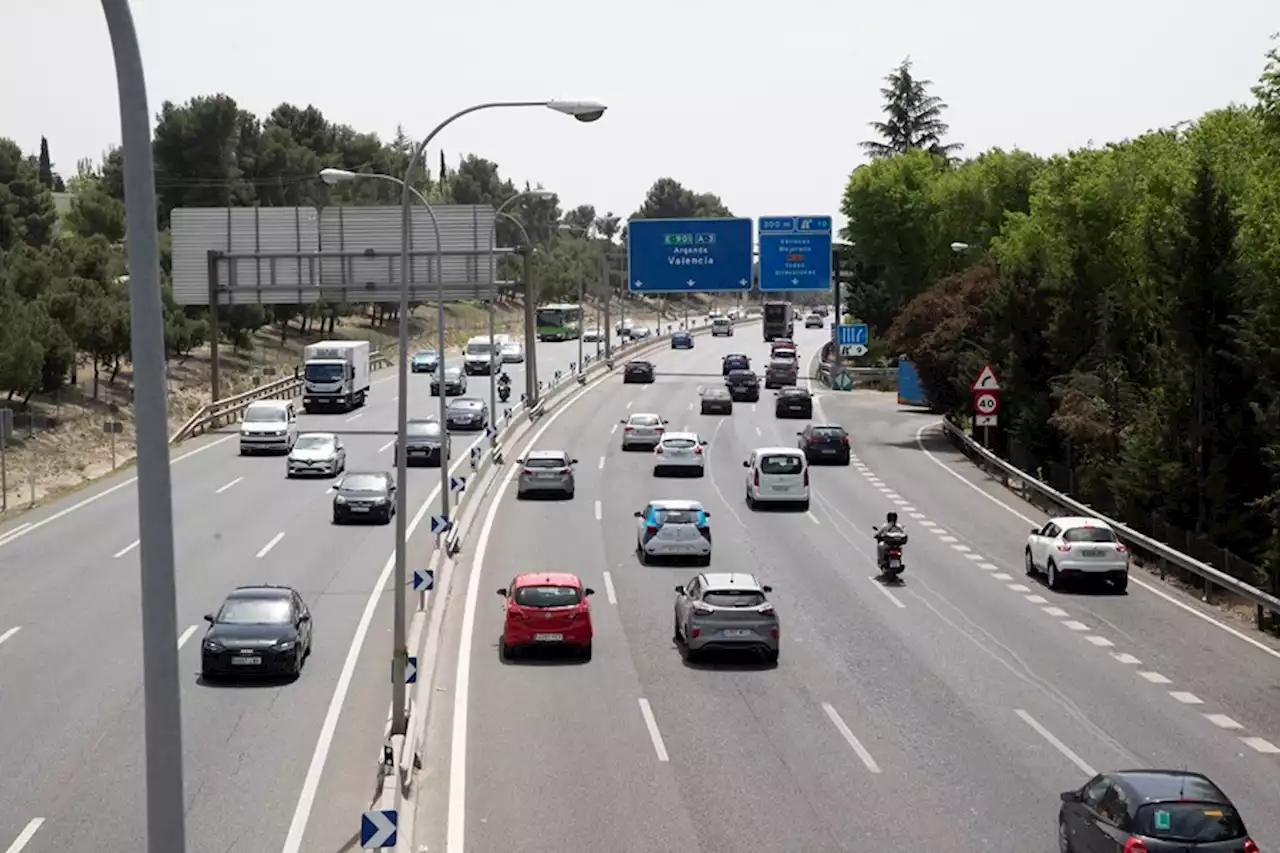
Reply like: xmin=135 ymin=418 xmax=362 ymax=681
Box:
xmin=0 ymin=329 xmax=644 ymax=853
xmin=419 ymin=324 xmax=1280 ymax=853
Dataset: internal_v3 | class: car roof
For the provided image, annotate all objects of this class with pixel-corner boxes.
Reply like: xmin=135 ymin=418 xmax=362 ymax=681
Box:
xmin=1050 ymin=516 xmax=1114 ymax=530
xmin=628 ymin=412 xmax=661 ymax=419
xmin=527 ymin=449 xmax=568 ymax=460
xmin=779 ymin=387 xmax=809 ymax=395
xmin=809 ymin=423 xmax=846 ymax=430
xmin=723 ymin=353 xmax=749 ymax=359
xmin=702 ymin=387 xmax=729 ymax=395
xmin=513 ymin=572 xmax=581 ymax=588
xmin=342 ymin=470 xmax=389 ymax=480
xmin=297 ymin=431 xmax=337 ymax=440
xmin=756 ymin=446 xmax=804 ymax=456
xmin=1106 ymin=770 xmax=1229 ymax=805
xmin=626 ymin=359 xmax=652 ymax=366
xmin=449 ymin=397 xmax=484 ymax=406
xmin=227 ymin=585 xmax=294 ymax=600
xmin=650 ymin=499 xmax=704 ymax=511
xmin=246 ymin=399 xmax=289 ymax=410
xmin=674 ymin=329 xmax=691 ymax=335
xmin=660 ymin=431 xmax=700 ymax=441
xmin=700 ymin=572 xmax=764 ymax=592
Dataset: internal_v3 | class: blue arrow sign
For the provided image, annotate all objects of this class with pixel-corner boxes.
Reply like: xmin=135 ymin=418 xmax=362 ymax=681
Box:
xmin=837 ymin=324 xmax=869 ymax=347
xmin=485 ymin=424 xmax=497 ymax=438
xmin=627 ymin=217 xmax=754 ymax=294
xmin=413 ymin=568 xmax=435 ymax=591
xmin=469 ymin=444 xmax=481 ymax=458
xmin=361 ymin=809 xmax=398 ymax=848
xmin=430 ymin=515 xmax=451 ymax=535
xmin=758 ymin=215 xmax=833 ymax=292
xmin=406 ymin=656 xmax=418 ymax=684
xmin=450 ymin=476 xmax=466 ymax=493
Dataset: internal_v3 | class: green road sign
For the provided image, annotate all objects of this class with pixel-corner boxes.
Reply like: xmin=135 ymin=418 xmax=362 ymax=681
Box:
xmin=831 ymin=369 xmax=854 ymax=391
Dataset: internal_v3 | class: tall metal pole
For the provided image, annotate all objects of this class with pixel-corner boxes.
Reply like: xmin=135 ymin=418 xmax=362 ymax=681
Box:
xmin=577 ymin=271 xmax=585 ymax=374
xmin=831 ymin=244 xmax=844 ymax=372
xmin=522 ymin=248 xmax=539 ymax=407
xmin=489 ymin=195 xmax=542 ymax=425
xmin=598 ymin=250 xmax=608 ymax=360
xmin=101 ymin=2 xmax=187 ymax=851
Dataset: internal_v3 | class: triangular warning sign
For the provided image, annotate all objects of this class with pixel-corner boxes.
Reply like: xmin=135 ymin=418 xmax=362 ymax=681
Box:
xmin=971 ymin=364 xmax=1000 ymax=391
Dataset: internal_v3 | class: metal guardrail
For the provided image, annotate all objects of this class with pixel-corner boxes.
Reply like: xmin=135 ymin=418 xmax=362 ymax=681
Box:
xmin=169 ymin=350 xmax=394 ymax=444
xmin=939 ymin=415 xmax=1280 ymax=633
xmin=815 ymin=361 xmax=896 ymax=387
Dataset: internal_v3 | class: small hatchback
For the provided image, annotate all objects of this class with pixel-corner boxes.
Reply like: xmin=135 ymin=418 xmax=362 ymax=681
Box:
xmin=1025 ymin=516 xmax=1130 ymax=591
xmin=515 ymin=450 xmax=578 ymax=499
xmin=636 ymin=499 xmax=712 ymax=565
xmin=798 ymin=424 xmax=851 ymax=464
xmin=744 ymin=447 xmax=809 ymax=510
xmin=673 ymin=572 xmax=779 ymax=663
xmin=620 ymin=413 xmax=667 ymax=450
xmin=654 ymin=432 xmax=707 ymax=477
xmin=671 ymin=330 xmax=694 ymax=349
xmin=497 ymin=572 xmax=595 ymax=660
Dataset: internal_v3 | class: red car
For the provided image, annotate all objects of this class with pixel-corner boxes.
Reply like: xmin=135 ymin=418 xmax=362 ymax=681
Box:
xmin=497 ymin=572 xmax=595 ymax=660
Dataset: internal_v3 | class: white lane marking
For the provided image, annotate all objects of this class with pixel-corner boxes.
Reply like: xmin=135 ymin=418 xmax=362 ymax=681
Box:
xmin=992 ymin=572 xmax=1013 ymax=581
xmin=1204 ymin=713 xmax=1242 ymax=730
xmin=878 ymin=487 xmax=894 ymax=493
xmin=751 ymin=404 xmax=757 ymax=413
xmin=1139 ymin=671 xmax=1172 ymax=684
xmin=638 ymin=698 xmax=670 ymax=762
xmin=806 ymin=511 xmax=820 ymax=525
xmin=610 ymin=423 xmax=618 ymax=435
xmin=893 ymin=500 xmax=909 ymax=506
xmin=113 ymin=539 xmax=140 ymax=559
xmin=914 ymin=422 xmax=1280 ymax=662
xmin=821 ymin=702 xmax=882 ymax=773
xmin=215 ymin=476 xmax=244 ymax=494
xmin=378 ymin=439 xmax=395 ymax=453
xmin=345 ymin=412 xmax=364 ymax=423
xmin=1042 ymin=606 xmax=1069 ymax=617
xmin=177 ymin=625 xmax=198 ymax=649
xmin=601 ymin=571 xmax=617 ymax=604
xmin=1169 ymin=691 xmax=1203 ymax=704
xmin=0 ymin=626 xmax=20 ymax=647
xmin=0 ymin=434 xmax=236 ymax=550
xmin=1007 ymin=583 xmax=1032 ymax=593
xmin=1025 ymin=594 xmax=1048 ymax=604
xmin=626 ymin=400 xmax=633 ymax=409
xmin=964 ymin=553 xmax=985 ymax=561
xmin=909 ymin=512 xmax=927 ymax=520
xmin=978 ymin=562 xmax=999 ymax=570
xmin=1015 ymin=709 xmax=1095 ymax=776
xmin=255 ymin=532 xmax=285 ymax=559
xmin=1062 ymin=621 xmax=1090 ymax=631
xmin=755 ymin=426 xmax=762 ymax=437
xmin=1084 ymin=636 xmax=1114 ymax=647
xmin=598 ymin=456 xmax=605 ymax=470
xmin=939 ymin=535 xmax=958 ymax=543
xmin=951 ymin=543 xmax=970 ymax=552
xmin=0 ymin=522 xmax=33 ymax=546
xmin=884 ymin=493 xmax=900 ymax=499
xmin=868 ymin=577 xmax=906 ymax=608
xmin=594 ymin=500 xmax=602 ymax=521
xmin=1111 ymin=652 xmax=1141 ymax=664
xmin=3 ymin=818 xmax=44 ymax=853
xmin=687 ymin=402 xmax=693 ymax=410
xmin=390 ymin=394 xmax=399 ymax=402
xmin=900 ymin=505 xmax=916 ymax=512
xmin=1240 ymin=736 xmax=1280 ymax=754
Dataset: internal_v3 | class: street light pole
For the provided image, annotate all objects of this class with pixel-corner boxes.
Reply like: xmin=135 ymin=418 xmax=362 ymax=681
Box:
xmin=100 ymin=2 xmax=187 ymax=851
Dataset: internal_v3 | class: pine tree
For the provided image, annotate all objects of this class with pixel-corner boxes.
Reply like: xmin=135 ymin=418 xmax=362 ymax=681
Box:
xmin=860 ymin=57 xmax=963 ymax=161
xmin=38 ymin=136 xmax=54 ymax=189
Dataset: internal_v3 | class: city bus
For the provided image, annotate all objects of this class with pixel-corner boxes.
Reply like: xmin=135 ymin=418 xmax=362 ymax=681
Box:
xmin=535 ymin=303 xmax=583 ymax=342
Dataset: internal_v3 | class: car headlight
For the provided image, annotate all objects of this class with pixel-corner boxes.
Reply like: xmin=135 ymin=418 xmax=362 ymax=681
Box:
xmin=335 ymin=495 xmax=347 ymax=504
xmin=203 ymin=638 xmax=224 ymax=651
xmin=274 ymin=639 xmax=297 ymax=651
xmin=373 ymin=497 xmax=387 ymax=504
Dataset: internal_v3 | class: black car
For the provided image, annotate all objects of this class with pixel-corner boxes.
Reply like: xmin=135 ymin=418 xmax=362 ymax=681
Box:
xmin=725 ymin=369 xmax=760 ymax=402
xmin=200 ymin=585 xmax=313 ymax=679
xmin=765 ymin=358 xmax=798 ymax=389
xmin=722 ymin=353 xmax=751 ymax=375
xmin=1059 ymin=770 xmax=1258 ymax=853
xmin=446 ymin=397 xmax=489 ymax=431
xmin=332 ymin=470 xmax=397 ymax=524
xmin=395 ymin=418 xmax=448 ymax=466
xmin=699 ymin=387 xmax=733 ymax=415
xmin=624 ymin=360 xmax=656 ymax=383
xmin=431 ymin=367 xmax=467 ymax=396
xmin=775 ymin=387 xmax=813 ymax=418
xmin=798 ymin=424 xmax=850 ymax=463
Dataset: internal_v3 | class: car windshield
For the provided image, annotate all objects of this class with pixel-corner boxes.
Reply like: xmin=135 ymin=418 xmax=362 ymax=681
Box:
xmin=293 ymin=435 xmax=333 ymax=450
xmin=627 ymin=361 xmax=651 ymax=369
xmin=413 ymin=350 xmax=437 ymax=360
xmin=662 ymin=438 xmax=696 ymax=449
xmin=524 ymin=456 xmax=567 ymax=468
xmin=813 ymin=427 xmax=846 ymax=438
xmin=218 ymin=597 xmax=291 ymax=625
xmin=244 ymin=408 xmax=285 ymax=423
xmin=1063 ymin=527 xmax=1117 ymax=543
xmin=780 ymin=389 xmax=808 ymax=397
xmin=405 ymin=421 xmax=440 ymax=437
xmin=713 ymin=318 xmax=730 ymax=325
xmin=513 ymin=585 xmax=582 ymax=607
xmin=450 ymin=400 xmax=482 ymax=409
xmin=1134 ymin=803 xmax=1245 ymax=843
xmin=702 ymin=590 xmax=766 ymax=607
xmin=340 ymin=474 xmax=386 ymax=492
xmin=466 ymin=342 xmax=492 ymax=355
xmin=728 ymin=370 xmax=755 ymax=380
xmin=631 ymin=414 xmax=660 ymax=426
xmin=655 ymin=508 xmax=699 ymax=525
xmin=502 ymin=342 xmax=520 ymax=351
xmin=760 ymin=454 xmax=803 ymax=474
xmin=704 ymin=389 xmax=729 ymax=398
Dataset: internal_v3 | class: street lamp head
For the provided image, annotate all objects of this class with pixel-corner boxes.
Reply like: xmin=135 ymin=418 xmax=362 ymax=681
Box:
xmin=319 ymin=168 xmax=358 ymax=185
xmin=525 ymin=189 xmax=557 ymax=200
xmin=949 ymin=241 xmax=970 ymax=252
xmin=546 ymin=99 xmax=608 ymax=123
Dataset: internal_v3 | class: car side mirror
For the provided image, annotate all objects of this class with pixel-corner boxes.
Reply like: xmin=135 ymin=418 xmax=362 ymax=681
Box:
xmin=584 ymin=588 xmax=595 ymax=596
xmin=742 ymin=460 xmax=750 ymax=468
xmin=203 ymin=613 xmax=214 ymax=623
xmin=619 ymin=419 xmax=627 ymax=424
xmin=571 ymin=459 xmax=579 ymax=464
xmin=299 ymin=613 xmax=311 ymax=622
xmin=662 ymin=419 xmax=669 ymax=424
xmin=1030 ymin=527 xmax=1040 ymax=535
xmin=496 ymin=588 xmax=508 ymax=597
xmin=674 ymin=584 xmax=685 ymax=593
xmin=1061 ymin=790 xmax=1079 ymax=803
xmin=515 ymin=458 xmax=523 ymax=464
xmin=704 ymin=512 xmax=711 ymax=518
xmin=633 ymin=511 xmax=644 ymax=518
xmin=796 ymin=431 xmax=803 ymax=436
xmin=762 ymin=585 xmax=773 ymax=593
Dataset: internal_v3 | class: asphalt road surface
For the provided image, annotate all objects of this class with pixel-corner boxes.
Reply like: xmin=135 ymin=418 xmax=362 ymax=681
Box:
xmin=0 ymin=326 xmax=669 ymax=853
xmin=417 ymin=324 xmax=1280 ymax=853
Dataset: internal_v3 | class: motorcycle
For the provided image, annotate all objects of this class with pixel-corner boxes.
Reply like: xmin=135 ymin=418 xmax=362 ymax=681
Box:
xmin=498 ymin=384 xmax=511 ymax=403
xmin=873 ymin=525 xmax=908 ymax=582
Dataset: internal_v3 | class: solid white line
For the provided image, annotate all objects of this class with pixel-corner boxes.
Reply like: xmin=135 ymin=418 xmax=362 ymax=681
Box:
xmin=255 ymin=532 xmax=285 ymax=559
xmin=638 ymin=698 xmax=671 ymax=762
xmin=594 ymin=500 xmax=602 ymax=521
xmin=602 ymin=571 xmax=617 ymax=604
xmin=378 ymin=439 xmax=395 ymax=453
xmin=1204 ymin=713 xmax=1242 ymax=729
xmin=868 ymin=577 xmax=906 ymax=608
xmin=806 ymin=511 xmax=820 ymax=525
xmin=598 ymin=456 xmax=605 ymax=470
xmin=0 ymin=626 xmax=20 ymax=647
xmin=345 ymin=412 xmax=364 ymax=422
xmin=821 ymin=702 xmax=882 ymax=772
xmin=3 ymin=818 xmax=43 ymax=853
xmin=177 ymin=625 xmax=198 ymax=649
xmin=1240 ymin=736 xmax=1280 ymax=754
xmin=914 ymin=421 xmax=1280 ymax=662
xmin=113 ymin=539 xmax=140 ymax=559
xmin=1139 ymin=671 xmax=1172 ymax=684
xmin=0 ymin=522 xmax=32 ymax=546
xmin=1169 ymin=691 xmax=1203 ymax=704
xmin=610 ymin=423 xmax=617 ymax=435
xmin=215 ymin=476 xmax=243 ymax=494
xmin=1015 ymin=709 xmax=1095 ymax=775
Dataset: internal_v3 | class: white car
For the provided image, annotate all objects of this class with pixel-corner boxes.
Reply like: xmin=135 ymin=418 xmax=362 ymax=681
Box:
xmin=654 ymin=432 xmax=707 ymax=477
xmin=1025 ymin=516 xmax=1130 ymax=591
xmin=499 ymin=339 xmax=524 ymax=363
xmin=636 ymin=499 xmax=712 ymax=565
xmin=629 ymin=326 xmax=653 ymax=340
xmin=711 ymin=317 xmax=733 ymax=337
xmin=744 ymin=447 xmax=809 ymax=510
xmin=287 ymin=432 xmax=346 ymax=477
xmin=239 ymin=400 xmax=297 ymax=455
xmin=621 ymin=413 xmax=667 ymax=450
xmin=582 ymin=327 xmax=605 ymax=343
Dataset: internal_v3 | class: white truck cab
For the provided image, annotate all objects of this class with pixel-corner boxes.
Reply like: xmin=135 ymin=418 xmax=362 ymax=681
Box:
xmin=239 ymin=400 xmax=297 ymax=455
xmin=302 ymin=340 xmax=371 ymax=413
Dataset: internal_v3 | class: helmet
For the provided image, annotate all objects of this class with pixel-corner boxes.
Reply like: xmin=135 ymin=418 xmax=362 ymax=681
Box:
xmin=886 ymin=511 xmax=898 ymax=524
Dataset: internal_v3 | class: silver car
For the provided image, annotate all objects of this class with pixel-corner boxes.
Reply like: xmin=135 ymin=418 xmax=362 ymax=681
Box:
xmin=516 ymin=450 xmax=577 ymax=499
xmin=620 ymin=413 xmax=667 ymax=450
xmin=445 ymin=397 xmax=489 ymax=431
xmin=286 ymin=432 xmax=346 ymax=478
xmin=636 ymin=499 xmax=712 ymax=565
xmin=431 ymin=366 xmax=467 ymax=396
xmin=395 ymin=418 xmax=449 ymax=467
xmin=673 ymin=572 xmax=779 ymax=663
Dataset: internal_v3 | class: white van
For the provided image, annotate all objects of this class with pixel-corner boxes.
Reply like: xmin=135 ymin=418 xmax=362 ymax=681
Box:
xmin=239 ymin=400 xmax=297 ymax=455
xmin=743 ymin=447 xmax=809 ymax=510
xmin=712 ymin=316 xmax=733 ymax=337
xmin=463 ymin=336 xmax=501 ymax=375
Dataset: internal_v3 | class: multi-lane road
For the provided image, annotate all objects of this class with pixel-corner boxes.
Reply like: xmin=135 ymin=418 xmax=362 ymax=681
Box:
xmin=0 ymin=329 xmax=644 ymax=853
xmin=418 ymin=325 xmax=1280 ymax=853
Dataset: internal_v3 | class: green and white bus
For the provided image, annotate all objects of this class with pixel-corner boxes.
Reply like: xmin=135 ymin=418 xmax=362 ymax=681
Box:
xmin=535 ymin=303 xmax=583 ymax=342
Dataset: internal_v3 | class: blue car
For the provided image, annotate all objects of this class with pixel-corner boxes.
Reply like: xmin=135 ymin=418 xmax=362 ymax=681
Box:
xmin=671 ymin=331 xmax=693 ymax=349
xmin=411 ymin=350 xmax=439 ymax=374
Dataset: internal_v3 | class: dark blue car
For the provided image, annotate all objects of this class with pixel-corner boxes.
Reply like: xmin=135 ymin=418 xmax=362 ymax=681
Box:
xmin=671 ymin=331 xmax=693 ymax=349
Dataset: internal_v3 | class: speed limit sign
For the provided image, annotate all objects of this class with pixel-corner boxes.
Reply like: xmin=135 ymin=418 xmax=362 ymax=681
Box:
xmin=973 ymin=391 xmax=1000 ymax=416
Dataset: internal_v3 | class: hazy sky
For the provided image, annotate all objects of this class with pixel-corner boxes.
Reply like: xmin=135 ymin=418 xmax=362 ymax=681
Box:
xmin=2 ymin=1 xmax=1275 ymax=231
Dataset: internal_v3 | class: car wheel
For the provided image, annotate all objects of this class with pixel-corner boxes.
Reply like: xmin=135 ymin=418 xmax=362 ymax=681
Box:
xmin=500 ymin=641 xmax=516 ymax=660
xmin=637 ymin=546 xmax=650 ymax=565
xmin=286 ymin=470 xmax=294 ymax=479
xmin=698 ymin=554 xmax=711 ymax=567
xmin=799 ymin=499 xmax=810 ymax=512
xmin=1112 ymin=572 xmax=1129 ymax=593
xmin=763 ymin=649 xmax=779 ymax=665
xmin=1024 ymin=549 xmax=1037 ymax=576
xmin=580 ymin=642 xmax=592 ymax=661
xmin=1047 ymin=560 xmax=1062 ymax=590
xmin=332 ymin=513 xmax=342 ymax=525
xmin=672 ymin=614 xmax=682 ymax=643
xmin=1058 ymin=818 xmax=1073 ymax=853
xmin=565 ymin=488 xmax=575 ymax=500
xmin=745 ymin=491 xmax=755 ymax=509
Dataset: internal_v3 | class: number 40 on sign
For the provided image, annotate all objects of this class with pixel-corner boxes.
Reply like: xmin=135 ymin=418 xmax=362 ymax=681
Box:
xmin=971 ymin=365 xmax=1000 ymax=427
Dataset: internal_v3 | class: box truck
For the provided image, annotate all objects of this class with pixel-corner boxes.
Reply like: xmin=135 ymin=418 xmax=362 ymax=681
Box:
xmin=762 ymin=301 xmax=794 ymax=342
xmin=302 ymin=340 xmax=370 ymax=413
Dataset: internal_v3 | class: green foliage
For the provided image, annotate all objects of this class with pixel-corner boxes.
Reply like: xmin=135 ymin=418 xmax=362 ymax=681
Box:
xmin=861 ymin=58 xmax=962 ymax=161
xmin=865 ymin=48 xmax=1280 ymax=586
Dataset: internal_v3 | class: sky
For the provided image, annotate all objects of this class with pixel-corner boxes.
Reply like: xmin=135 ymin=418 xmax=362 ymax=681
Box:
xmin=2 ymin=0 xmax=1275 ymax=233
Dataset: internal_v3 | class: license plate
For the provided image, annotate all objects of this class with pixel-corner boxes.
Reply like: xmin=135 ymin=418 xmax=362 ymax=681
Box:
xmin=350 ymin=505 xmax=369 ymax=512
xmin=534 ymin=633 xmax=563 ymax=642
xmin=889 ymin=559 xmax=902 ymax=569
xmin=773 ymin=485 xmax=793 ymax=492
xmin=537 ymin=472 xmax=558 ymax=479
xmin=723 ymin=629 xmax=753 ymax=638
xmin=820 ymin=448 xmax=836 ymax=454
xmin=231 ymin=656 xmax=261 ymax=665
xmin=1082 ymin=549 xmax=1104 ymax=557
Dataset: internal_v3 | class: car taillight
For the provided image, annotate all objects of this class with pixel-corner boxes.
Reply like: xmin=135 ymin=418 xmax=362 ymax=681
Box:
xmin=1244 ymin=838 xmax=1259 ymax=853
xmin=1056 ymin=543 xmax=1072 ymax=552
xmin=522 ymin=468 xmax=536 ymax=476
xmin=1115 ymin=543 xmax=1127 ymax=553
xmin=840 ymin=436 xmax=849 ymax=446
xmin=655 ymin=446 xmax=664 ymax=454
xmin=698 ymin=525 xmax=711 ymax=541
xmin=753 ymin=470 xmax=760 ymax=487
xmin=624 ymin=425 xmax=634 ymax=431
xmin=769 ymin=626 xmax=779 ymax=638
xmin=655 ymin=426 xmax=665 ymax=432
xmin=555 ymin=467 xmax=570 ymax=474
xmin=690 ymin=627 xmax=701 ymax=638
xmin=646 ymin=524 xmax=658 ymax=536
xmin=693 ymin=446 xmax=703 ymax=455
xmin=1122 ymin=838 xmax=1146 ymax=853
xmin=807 ymin=437 xmax=821 ymax=445
xmin=803 ymin=469 xmax=810 ymax=487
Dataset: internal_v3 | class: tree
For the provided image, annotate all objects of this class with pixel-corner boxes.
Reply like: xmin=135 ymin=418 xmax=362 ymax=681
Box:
xmin=861 ymin=57 xmax=962 ymax=161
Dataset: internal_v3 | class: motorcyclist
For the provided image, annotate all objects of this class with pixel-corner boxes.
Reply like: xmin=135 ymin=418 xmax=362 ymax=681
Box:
xmin=497 ymin=372 xmax=511 ymax=400
xmin=875 ymin=511 xmax=908 ymax=569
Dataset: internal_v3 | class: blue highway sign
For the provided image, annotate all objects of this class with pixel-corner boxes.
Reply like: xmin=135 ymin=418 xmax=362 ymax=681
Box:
xmin=413 ymin=568 xmax=435 ymax=592
xmin=627 ymin=217 xmax=754 ymax=294
xmin=361 ymin=809 xmax=398 ymax=848
xmin=450 ymin=476 xmax=466 ymax=493
xmin=837 ymin=324 xmax=869 ymax=347
xmin=757 ymin=216 xmax=833 ymax=292
xmin=430 ymin=515 xmax=451 ymax=535
xmin=406 ymin=656 xmax=418 ymax=684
